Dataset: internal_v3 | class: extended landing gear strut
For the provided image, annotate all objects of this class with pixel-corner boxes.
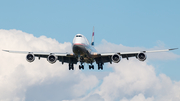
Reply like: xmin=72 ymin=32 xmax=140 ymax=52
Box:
xmin=69 ymin=63 xmax=74 ymax=70
xmin=98 ymin=63 xmax=103 ymax=70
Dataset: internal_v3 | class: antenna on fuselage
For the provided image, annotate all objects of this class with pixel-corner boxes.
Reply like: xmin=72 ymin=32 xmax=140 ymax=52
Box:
xmin=91 ymin=26 xmax=94 ymax=46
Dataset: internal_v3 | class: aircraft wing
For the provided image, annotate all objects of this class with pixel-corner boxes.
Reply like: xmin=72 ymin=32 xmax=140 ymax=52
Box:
xmin=92 ymin=48 xmax=178 ymax=64
xmin=2 ymin=50 xmax=78 ymax=64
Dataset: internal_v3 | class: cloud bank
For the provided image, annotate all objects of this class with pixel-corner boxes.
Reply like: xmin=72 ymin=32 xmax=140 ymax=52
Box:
xmin=0 ymin=29 xmax=179 ymax=101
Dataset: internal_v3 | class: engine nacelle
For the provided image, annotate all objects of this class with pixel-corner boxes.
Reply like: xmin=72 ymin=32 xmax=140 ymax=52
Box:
xmin=47 ymin=54 xmax=58 ymax=64
xmin=111 ymin=54 xmax=121 ymax=63
xmin=137 ymin=53 xmax=147 ymax=61
xmin=26 ymin=53 xmax=35 ymax=62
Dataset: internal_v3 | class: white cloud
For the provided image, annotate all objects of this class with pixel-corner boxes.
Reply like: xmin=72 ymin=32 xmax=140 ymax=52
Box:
xmin=0 ymin=29 xmax=179 ymax=101
xmin=97 ymin=60 xmax=178 ymax=101
xmin=0 ymin=29 xmax=99 ymax=101
xmin=74 ymin=59 xmax=180 ymax=101
xmin=120 ymin=93 xmax=154 ymax=101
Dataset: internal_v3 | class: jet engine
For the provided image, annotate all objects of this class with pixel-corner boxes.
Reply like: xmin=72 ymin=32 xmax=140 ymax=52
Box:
xmin=26 ymin=53 xmax=35 ymax=62
xmin=137 ymin=53 xmax=147 ymax=61
xmin=111 ymin=54 xmax=121 ymax=63
xmin=47 ymin=54 xmax=58 ymax=64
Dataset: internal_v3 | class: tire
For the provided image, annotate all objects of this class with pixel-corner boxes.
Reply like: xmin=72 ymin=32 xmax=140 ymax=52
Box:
xmin=79 ymin=65 xmax=81 ymax=70
xmin=101 ymin=67 xmax=103 ymax=70
xmin=69 ymin=67 xmax=71 ymax=70
xmin=69 ymin=63 xmax=74 ymax=70
xmin=89 ymin=65 xmax=91 ymax=70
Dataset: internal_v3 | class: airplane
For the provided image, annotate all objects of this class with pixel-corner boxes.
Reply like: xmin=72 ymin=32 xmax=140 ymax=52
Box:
xmin=3 ymin=27 xmax=178 ymax=70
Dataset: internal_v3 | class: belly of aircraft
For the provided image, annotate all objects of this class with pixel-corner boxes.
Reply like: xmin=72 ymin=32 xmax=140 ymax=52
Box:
xmin=73 ymin=45 xmax=87 ymax=55
xmin=73 ymin=45 xmax=93 ymax=63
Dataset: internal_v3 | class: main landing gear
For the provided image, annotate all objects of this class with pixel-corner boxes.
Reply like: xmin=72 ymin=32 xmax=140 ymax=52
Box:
xmin=69 ymin=63 xmax=74 ymax=70
xmin=98 ymin=63 xmax=103 ymax=70
xmin=89 ymin=65 xmax=94 ymax=70
xmin=69 ymin=63 xmax=103 ymax=70
xmin=79 ymin=64 xmax=94 ymax=70
xmin=79 ymin=65 xmax=84 ymax=70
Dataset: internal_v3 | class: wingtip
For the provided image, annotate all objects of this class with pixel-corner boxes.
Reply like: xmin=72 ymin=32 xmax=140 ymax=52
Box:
xmin=169 ymin=48 xmax=178 ymax=51
xmin=2 ymin=50 xmax=9 ymax=52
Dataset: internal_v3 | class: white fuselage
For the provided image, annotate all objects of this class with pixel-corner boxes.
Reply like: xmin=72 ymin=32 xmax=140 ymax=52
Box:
xmin=72 ymin=34 xmax=95 ymax=63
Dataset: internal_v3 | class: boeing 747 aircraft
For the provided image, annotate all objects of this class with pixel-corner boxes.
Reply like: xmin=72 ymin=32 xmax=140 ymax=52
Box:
xmin=3 ymin=28 xmax=178 ymax=70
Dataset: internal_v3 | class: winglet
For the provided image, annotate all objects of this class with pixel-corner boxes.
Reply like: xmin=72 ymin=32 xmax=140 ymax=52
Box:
xmin=91 ymin=26 xmax=95 ymax=46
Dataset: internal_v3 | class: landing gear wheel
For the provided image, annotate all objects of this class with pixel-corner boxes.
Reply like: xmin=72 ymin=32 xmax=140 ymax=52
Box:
xmin=89 ymin=65 xmax=94 ymax=70
xmin=98 ymin=63 xmax=103 ymax=70
xmin=100 ymin=66 xmax=103 ymax=70
xmin=79 ymin=65 xmax=84 ymax=70
xmin=69 ymin=63 xmax=74 ymax=70
xmin=98 ymin=67 xmax=103 ymax=70
xmin=92 ymin=65 xmax=94 ymax=69
xmin=69 ymin=66 xmax=74 ymax=70
xmin=89 ymin=65 xmax=92 ymax=70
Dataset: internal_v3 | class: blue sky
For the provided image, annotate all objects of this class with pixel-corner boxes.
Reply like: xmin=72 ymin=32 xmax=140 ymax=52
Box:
xmin=1 ymin=0 xmax=179 ymax=47
xmin=0 ymin=1 xmax=180 ymax=100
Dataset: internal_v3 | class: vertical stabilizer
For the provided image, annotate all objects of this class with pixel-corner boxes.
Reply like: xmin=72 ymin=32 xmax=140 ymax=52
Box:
xmin=91 ymin=27 xmax=94 ymax=46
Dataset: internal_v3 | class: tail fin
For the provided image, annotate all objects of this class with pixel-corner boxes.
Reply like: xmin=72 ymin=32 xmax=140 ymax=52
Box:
xmin=91 ymin=26 xmax=94 ymax=46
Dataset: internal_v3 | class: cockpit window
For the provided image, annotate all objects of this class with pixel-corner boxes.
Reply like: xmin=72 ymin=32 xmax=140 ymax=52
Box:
xmin=76 ymin=35 xmax=82 ymax=37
